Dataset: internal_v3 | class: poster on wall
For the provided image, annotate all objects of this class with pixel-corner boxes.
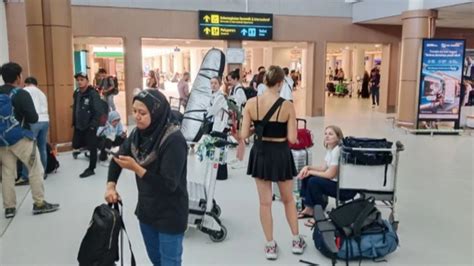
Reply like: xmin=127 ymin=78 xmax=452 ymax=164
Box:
xmin=462 ymin=49 xmax=474 ymax=106
xmin=417 ymin=39 xmax=465 ymax=129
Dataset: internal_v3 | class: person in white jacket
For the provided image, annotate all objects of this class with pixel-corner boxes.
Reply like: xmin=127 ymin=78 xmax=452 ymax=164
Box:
xmin=17 ymin=77 xmax=50 ymax=184
xmin=207 ymin=76 xmax=230 ymax=180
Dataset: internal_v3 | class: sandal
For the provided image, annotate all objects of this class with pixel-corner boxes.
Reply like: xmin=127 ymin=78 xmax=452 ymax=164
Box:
xmin=297 ymin=211 xmax=313 ymax=219
xmin=304 ymin=218 xmax=315 ymax=228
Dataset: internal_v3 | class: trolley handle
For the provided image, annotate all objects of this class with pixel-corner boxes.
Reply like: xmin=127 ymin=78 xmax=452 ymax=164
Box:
xmin=296 ymin=118 xmax=307 ymax=129
xmin=342 ymin=141 xmax=404 ymax=152
xmin=214 ymin=139 xmax=238 ymax=148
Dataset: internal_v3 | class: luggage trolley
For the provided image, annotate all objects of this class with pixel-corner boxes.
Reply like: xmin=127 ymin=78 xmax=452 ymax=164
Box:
xmin=187 ymin=135 xmax=237 ymax=242
xmin=337 ymin=140 xmax=404 ymax=230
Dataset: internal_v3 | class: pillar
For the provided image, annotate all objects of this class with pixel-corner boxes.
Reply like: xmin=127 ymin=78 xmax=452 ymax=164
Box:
xmin=396 ymin=9 xmax=437 ymax=124
xmin=305 ymin=42 xmax=325 ymax=117
xmin=226 ymin=40 xmax=242 ymax=74
xmin=353 ymin=48 xmax=365 ymax=82
xmin=0 ymin=1 xmax=8 ymax=86
xmin=189 ymin=48 xmax=202 ymax=83
xmin=328 ymin=56 xmax=336 ymax=72
xmin=162 ymin=53 xmax=170 ymax=75
xmin=251 ymin=48 xmax=264 ymax=72
xmin=365 ymin=54 xmax=374 ymax=73
xmin=173 ymin=51 xmax=183 ymax=75
xmin=124 ymin=37 xmax=142 ymax=124
xmin=342 ymin=48 xmax=352 ymax=81
xmin=263 ymin=47 xmax=273 ymax=68
xmin=25 ymin=0 xmax=74 ymax=146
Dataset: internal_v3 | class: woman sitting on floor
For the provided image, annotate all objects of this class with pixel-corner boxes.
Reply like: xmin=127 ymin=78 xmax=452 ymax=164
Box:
xmin=296 ymin=125 xmax=357 ymax=227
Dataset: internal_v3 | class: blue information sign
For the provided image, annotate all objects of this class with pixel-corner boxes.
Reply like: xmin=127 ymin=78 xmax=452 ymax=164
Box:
xmin=198 ymin=10 xmax=273 ymax=40
xmin=417 ymin=39 xmax=465 ymax=128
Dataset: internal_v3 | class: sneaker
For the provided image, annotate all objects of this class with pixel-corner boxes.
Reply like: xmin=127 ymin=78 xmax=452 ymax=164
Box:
xmin=5 ymin=208 xmax=16 ymax=218
xmin=15 ymin=177 xmax=29 ymax=186
xmin=292 ymin=235 xmax=306 ymax=254
xmin=33 ymin=201 xmax=60 ymax=215
xmin=79 ymin=168 xmax=95 ymax=178
xmin=265 ymin=241 xmax=278 ymax=260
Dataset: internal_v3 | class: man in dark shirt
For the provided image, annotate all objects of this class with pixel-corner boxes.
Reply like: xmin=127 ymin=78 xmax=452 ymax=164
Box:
xmin=0 ymin=62 xmax=59 ymax=218
xmin=72 ymin=72 xmax=102 ymax=178
xmin=251 ymin=66 xmax=265 ymax=89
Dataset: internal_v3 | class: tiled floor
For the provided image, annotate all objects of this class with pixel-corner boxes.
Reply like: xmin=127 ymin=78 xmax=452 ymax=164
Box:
xmin=0 ymin=96 xmax=473 ymax=265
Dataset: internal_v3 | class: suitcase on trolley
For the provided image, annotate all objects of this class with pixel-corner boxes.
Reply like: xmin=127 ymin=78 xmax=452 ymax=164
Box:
xmin=273 ymin=148 xmax=313 ymax=200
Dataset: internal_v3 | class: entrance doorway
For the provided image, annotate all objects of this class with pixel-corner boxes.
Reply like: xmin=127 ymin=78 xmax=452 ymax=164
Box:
xmin=73 ymin=37 xmax=127 ymax=124
xmin=325 ymin=43 xmax=385 ymax=117
xmin=141 ymin=38 xmax=225 ymax=101
xmin=242 ymin=41 xmax=309 ymax=117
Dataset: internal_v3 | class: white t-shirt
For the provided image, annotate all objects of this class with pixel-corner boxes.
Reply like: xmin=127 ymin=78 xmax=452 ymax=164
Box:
xmin=281 ymin=76 xmax=294 ymax=101
xmin=230 ymin=84 xmax=247 ymax=110
xmin=23 ymin=85 xmax=49 ymax=122
xmin=257 ymin=83 xmax=266 ymax=96
xmin=324 ymin=145 xmax=340 ymax=169
xmin=207 ymin=91 xmax=229 ymax=133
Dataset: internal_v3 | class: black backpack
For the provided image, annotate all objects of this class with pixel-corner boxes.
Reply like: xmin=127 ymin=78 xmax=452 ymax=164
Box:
xmin=45 ymin=143 xmax=59 ymax=174
xmin=243 ymin=86 xmax=257 ymax=100
xmin=78 ymin=202 xmax=135 ymax=266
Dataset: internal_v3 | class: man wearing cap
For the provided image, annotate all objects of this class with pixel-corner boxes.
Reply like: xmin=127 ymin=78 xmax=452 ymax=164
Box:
xmin=72 ymin=72 xmax=102 ymax=178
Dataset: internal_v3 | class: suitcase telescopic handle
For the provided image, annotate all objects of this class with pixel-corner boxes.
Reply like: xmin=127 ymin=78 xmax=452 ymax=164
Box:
xmin=296 ymin=118 xmax=307 ymax=129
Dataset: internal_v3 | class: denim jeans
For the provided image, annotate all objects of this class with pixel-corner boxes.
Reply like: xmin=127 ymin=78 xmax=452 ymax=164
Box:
xmin=140 ymin=222 xmax=184 ymax=266
xmin=106 ymin=94 xmax=116 ymax=111
xmin=371 ymin=87 xmax=380 ymax=106
xmin=301 ymin=175 xmax=357 ymax=210
xmin=22 ymin=121 xmax=49 ymax=179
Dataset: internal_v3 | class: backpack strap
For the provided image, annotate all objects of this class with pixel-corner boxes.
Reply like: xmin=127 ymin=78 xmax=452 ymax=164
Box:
xmin=112 ymin=201 xmax=136 ymax=266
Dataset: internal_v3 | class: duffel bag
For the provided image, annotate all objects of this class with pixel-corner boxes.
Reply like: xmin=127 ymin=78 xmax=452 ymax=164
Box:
xmin=342 ymin=137 xmax=393 ymax=166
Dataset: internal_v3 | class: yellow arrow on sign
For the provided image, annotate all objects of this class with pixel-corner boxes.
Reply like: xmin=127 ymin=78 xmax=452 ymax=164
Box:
xmin=203 ymin=15 xmax=210 ymax=23
xmin=204 ymin=27 xmax=211 ymax=35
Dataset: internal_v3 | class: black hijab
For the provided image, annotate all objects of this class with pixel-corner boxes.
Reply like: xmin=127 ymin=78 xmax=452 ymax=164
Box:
xmin=131 ymin=89 xmax=171 ymax=166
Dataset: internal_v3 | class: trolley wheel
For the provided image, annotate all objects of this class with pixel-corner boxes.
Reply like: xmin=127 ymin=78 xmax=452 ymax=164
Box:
xmin=272 ymin=194 xmax=276 ymax=201
xmin=72 ymin=152 xmax=79 ymax=159
xmin=211 ymin=204 xmax=221 ymax=218
xmin=209 ymin=225 xmax=227 ymax=242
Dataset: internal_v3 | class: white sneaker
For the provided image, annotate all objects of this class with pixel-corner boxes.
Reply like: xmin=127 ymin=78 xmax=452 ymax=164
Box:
xmin=292 ymin=235 xmax=306 ymax=254
xmin=265 ymin=241 xmax=278 ymax=260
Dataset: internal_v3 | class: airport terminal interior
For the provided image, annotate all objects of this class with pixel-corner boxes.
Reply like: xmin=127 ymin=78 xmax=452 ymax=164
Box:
xmin=0 ymin=0 xmax=473 ymax=265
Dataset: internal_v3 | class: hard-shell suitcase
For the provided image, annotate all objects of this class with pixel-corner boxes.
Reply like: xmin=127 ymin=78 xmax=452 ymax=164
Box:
xmin=273 ymin=148 xmax=313 ymax=200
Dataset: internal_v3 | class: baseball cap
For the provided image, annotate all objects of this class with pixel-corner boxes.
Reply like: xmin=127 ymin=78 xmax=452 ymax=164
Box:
xmin=74 ymin=72 xmax=88 ymax=80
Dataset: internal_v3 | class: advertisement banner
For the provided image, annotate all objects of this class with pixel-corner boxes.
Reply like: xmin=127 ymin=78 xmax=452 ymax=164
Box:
xmin=462 ymin=49 xmax=474 ymax=107
xmin=417 ymin=39 xmax=465 ymax=129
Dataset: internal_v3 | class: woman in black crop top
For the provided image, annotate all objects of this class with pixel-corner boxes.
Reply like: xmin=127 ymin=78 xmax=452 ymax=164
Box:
xmin=241 ymin=66 xmax=306 ymax=260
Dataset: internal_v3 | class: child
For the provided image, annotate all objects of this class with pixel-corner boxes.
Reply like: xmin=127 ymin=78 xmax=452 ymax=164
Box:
xmin=97 ymin=111 xmax=126 ymax=161
xmin=296 ymin=125 xmax=357 ymax=227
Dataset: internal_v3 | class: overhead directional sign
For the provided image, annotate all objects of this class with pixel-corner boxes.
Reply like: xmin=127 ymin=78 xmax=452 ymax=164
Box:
xmin=198 ymin=10 xmax=273 ymax=40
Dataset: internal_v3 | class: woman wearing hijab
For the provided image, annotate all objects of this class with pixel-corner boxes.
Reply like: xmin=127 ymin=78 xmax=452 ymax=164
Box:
xmin=104 ymin=89 xmax=188 ymax=266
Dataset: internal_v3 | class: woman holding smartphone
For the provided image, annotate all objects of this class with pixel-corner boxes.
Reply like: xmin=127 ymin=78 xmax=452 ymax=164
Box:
xmin=104 ymin=89 xmax=188 ymax=266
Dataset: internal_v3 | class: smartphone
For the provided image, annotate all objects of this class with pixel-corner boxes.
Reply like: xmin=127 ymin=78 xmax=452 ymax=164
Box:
xmin=105 ymin=149 xmax=120 ymax=158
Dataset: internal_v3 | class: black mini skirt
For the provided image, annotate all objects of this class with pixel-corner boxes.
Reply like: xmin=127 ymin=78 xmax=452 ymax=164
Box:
xmin=247 ymin=141 xmax=297 ymax=182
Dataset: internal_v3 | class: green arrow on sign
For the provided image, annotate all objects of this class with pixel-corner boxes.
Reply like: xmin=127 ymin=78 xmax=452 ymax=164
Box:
xmin=204 ymin=27 xmax=211 ymax=35
xmin=203 ymin=15 xmax=210 ymax=23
